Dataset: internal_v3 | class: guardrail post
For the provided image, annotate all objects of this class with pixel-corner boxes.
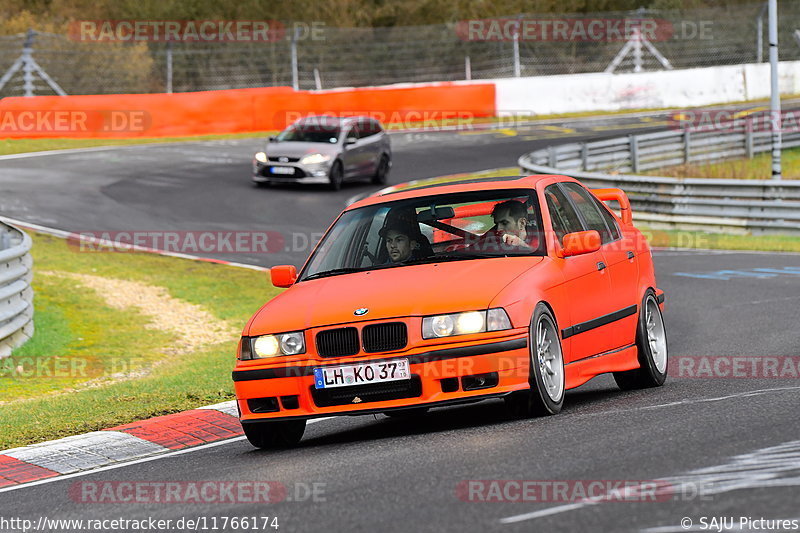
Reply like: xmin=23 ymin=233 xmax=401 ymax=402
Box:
xmin=629 ymin=134 xmax=639 ymax=173
xmin=684 ymin=129 xmax=691 ymax=164
xmin=548 ymin=146 xmax=557 ymax=167
xmin=745 ymin=125 xmax=754 ymax=159
xmin=581 ymin=143 xmax=589 ymax=171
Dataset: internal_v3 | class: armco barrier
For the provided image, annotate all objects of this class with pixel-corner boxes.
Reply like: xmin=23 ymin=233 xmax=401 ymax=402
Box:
xmin=0 ymin=82 xmax=495 ymax=139
xmin=519 ymin=128 xmax=800 ymax=234
xmin=0 ymin=221 xmax=33 ymax=358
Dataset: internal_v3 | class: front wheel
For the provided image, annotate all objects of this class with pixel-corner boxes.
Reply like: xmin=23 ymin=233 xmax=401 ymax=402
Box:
xmin=613 ymin=290 xmax=668 ymax=390
xmin=371 ymin=156 xmax=390 ymax=185
xmin=328 ymin=161 xmax=344 ymax=191
xmin=505 ymin=303 xmax=565 ymax=417
xmin=242 ymin=419 xmax=306 ymax=449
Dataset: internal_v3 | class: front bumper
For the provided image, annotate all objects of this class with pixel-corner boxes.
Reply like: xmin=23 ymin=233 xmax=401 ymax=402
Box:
xmin=252 ymin=160 xmax=331 ymax=184
xmin=233 ymin=335 xmax=530 ymax=422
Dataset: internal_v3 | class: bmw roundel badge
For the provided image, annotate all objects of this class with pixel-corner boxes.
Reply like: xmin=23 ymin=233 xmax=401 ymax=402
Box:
xmin=354 ymin=307 xmax=369 ymax=316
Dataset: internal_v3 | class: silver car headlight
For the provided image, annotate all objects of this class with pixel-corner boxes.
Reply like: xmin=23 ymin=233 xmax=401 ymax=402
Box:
xmin=241 ymin=332 xmax=306 ymax=359
xmin=422 ymin=308 xmax=512 ymax=339
xmin=300 ymin=153 xmax=331 ymax=165
xmin=254 ymin=151 xmax=268 ymax=163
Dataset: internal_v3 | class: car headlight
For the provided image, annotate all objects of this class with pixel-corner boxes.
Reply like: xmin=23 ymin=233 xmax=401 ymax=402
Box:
xmin=254 ymin=151 xmax=268 ymax=163
xmin=240 ymin=332 xmax=306 ymax=359
xmin=422 ymin=308 xmax=512 ymax=339
xmin=300 ymin=153 xmax=331 ymax=165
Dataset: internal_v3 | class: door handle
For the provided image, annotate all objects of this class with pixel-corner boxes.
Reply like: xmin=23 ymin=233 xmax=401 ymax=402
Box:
xmin=627 ymin=251 xmax=634 ymax=260
xmin=597 ymin=261 xmax=607 ymax=271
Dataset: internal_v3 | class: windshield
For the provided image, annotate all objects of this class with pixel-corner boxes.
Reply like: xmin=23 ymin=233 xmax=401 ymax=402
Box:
xmin=276 ymin=120 xmax=341 ymax=143
xmin=299 ymin=189 xmax=545 ymax=281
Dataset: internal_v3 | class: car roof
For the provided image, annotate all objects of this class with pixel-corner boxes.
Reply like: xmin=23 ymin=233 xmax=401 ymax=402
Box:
xmin=295 ymin=115 xmax=376 ymax=126
xmin=347 ymin=174 xmax=576 ymax=210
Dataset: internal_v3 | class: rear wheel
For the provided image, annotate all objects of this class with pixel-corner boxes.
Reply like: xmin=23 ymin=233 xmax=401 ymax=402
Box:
xmin=242 ymin=419 xmax=306 ymax=449
xmin=505 ymin=303 xmax=565 ymax=417
xmin=371 ymin=156 xmax=390 ymax=185
xmin=328 ymin=161 xmax=343 ymax=190
xmin=613 ymin=290 xmax=668 ymax=390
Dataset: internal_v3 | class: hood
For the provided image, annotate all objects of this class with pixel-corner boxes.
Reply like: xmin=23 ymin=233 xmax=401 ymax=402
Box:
xmin=248 ymin=257 xmax=544 ymax=335
xmin=265 ymin=141 xmax=340 ymax=159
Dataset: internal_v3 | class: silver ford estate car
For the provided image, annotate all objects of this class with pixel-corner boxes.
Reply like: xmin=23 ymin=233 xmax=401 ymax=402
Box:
xmin=253 ymin=116 xmax=392 ymax=190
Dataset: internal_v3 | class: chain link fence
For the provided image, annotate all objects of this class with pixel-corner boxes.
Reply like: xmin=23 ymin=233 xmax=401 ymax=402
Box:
xmin=1 ymin=2 xmax=800 ymax=97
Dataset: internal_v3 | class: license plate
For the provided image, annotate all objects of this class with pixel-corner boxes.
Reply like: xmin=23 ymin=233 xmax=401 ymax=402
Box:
xmin=270 ymin=166 xmax=295 ymax=175
xmin=313 ymin=359 xmax=410 ymax=389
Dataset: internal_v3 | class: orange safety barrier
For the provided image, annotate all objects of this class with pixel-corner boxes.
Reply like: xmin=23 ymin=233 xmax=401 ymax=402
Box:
xmin=0 ymin=82 xmax=495 ymax=139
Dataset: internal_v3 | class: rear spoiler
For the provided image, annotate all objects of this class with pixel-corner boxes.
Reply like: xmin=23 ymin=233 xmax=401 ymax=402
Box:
xmin=591 ymin=188 xmax=632 ymax=225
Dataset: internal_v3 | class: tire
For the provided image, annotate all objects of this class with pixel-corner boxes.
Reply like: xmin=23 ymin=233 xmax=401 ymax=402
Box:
xmin=242 ymin=419 xmax=306 ymax=449
xmin=613 ymin=289 xmax=668 ymax=390
xmin=371 ymin=156 xmax=390 ymax=185
xmin=505 ymin=303 xmax=565 ymax=417
xmin=384 ymin=406 xmax=429 ymax=418
xmin=328 ymin=161 xmax=344 ymax=191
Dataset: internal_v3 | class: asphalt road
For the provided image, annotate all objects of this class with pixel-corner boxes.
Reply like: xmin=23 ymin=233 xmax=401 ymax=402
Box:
xmin=1 ymin=109 xmax=799 ymax=533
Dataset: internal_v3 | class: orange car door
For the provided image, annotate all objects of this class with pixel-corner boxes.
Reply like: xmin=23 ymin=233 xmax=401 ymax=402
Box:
xmin=544 ymin=185 xmax=617 ymax=363
xmin=560 ymin=183 xmax=639 ymax=351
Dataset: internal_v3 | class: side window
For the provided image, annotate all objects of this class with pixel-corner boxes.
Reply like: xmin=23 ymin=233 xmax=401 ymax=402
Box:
xmin=591 ymin=196 xmax=621 ymax=241
xmin=561 ymin=183 xmax=614 ymax=244
xmin=371 ymin=120 xmax=383 ymax=136
xmin=544 ymin=185 xmax=584 ymax=245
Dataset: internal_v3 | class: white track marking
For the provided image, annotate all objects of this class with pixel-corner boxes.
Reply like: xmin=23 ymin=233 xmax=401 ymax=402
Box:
xmin=501 ymin=388 xmax=800 ymax=525
xmin=0 ymin=418 xmax=333 ymax=494
xmin=0 ymin=215 xmax=267 ymax=271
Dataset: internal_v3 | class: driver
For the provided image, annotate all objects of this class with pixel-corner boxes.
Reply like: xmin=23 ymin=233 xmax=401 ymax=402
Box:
xmin=380 ymin=221 xmax=425 ymax=262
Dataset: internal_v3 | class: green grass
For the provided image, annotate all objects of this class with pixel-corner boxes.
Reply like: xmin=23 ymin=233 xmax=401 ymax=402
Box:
xmin=649 ymin=146 xmax=800 ymax=180
xmin=0 ymin=131 xmax=278 ymax=157
xmin=0 ymin=232 xmax=278 ymax=449
xmin=640 ymin=227 xmax=800 ymax=252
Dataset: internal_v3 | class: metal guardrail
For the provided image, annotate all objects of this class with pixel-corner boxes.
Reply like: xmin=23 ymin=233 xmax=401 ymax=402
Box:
xmin=0 ymin=221 xmax=33 ymax=358
xmin=519 ymin=127 xmax=800 ymax=233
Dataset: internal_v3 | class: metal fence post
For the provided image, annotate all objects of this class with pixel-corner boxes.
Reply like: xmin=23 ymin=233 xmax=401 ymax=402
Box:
xmin=581 ymin=143 xmax=589 ymax=171
xmin=166 ymin=41 xmax=173 ymax=94
xmin=291 ymin=26 xmax=299 ymax=91
xmin=22 ymin=29 xmax=35 ymax=97
xmin=465 ymin=56 xmax=471 ymax=80
xmin=313 ymin=68 xmax=322 ymax=90
xmin=745 ymin=124 xmax=754 ymax=159
xmin=512 ymin=19 xmax=521 ymax=77
xmin=630 ymin=134 xmax=639 ymax=172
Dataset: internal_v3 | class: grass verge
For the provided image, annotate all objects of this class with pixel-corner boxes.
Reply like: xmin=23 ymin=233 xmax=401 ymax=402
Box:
xmin=0 ymin=232 xmax=277 ymax=449
xmin=647 ymin=146 xmax=800 ymax=180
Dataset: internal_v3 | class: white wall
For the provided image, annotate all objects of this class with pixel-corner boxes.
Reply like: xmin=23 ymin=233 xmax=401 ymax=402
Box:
xmin=494 ymin=61 xmax=800 ymax=115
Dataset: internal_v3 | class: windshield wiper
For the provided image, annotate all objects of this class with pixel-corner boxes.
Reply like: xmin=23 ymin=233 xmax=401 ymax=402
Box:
xmin=302 ymin=267 xmax=366 ymax=281
xmin=404 ymin=253 xmax=505 ymax=265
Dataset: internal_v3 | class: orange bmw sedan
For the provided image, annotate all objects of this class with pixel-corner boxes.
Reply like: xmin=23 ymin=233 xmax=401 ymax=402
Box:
xmin=233 ymin=175 xmax=668 ymax=448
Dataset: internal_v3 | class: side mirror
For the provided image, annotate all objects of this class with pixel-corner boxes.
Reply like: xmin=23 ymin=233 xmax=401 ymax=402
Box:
xmin=561 ymin=230 xmax=601 ymax=257
xmin=345 ymin=137 xmax=357 ymax=146
xmin=270 ymin=265 xmax=297 ymax=288
xmin=268 ymin=136 xmax=277 ymax=142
